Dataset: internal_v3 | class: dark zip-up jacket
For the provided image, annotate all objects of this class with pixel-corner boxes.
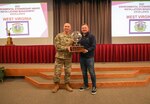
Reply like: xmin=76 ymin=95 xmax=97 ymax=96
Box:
xmin=79 ymin=32 xmax=96 ymax=58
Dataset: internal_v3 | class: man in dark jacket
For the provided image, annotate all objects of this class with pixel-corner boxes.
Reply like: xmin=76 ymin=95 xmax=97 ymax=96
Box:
xmin=79 ymin=24 xmax=97 ymax=95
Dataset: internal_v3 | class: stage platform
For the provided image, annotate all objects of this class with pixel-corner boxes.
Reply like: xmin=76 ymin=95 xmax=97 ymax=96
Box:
xmin=1 ymin=62 xmax=150 ymax=88
xmin=1 ymin=61 xmax=150 ymax=76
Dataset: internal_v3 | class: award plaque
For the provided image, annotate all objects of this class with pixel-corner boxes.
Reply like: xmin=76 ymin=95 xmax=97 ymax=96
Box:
xmin=6 ymin=28 xmax=14 ymax=45
xmin=70 ymin=31 xmax=84 ymax=52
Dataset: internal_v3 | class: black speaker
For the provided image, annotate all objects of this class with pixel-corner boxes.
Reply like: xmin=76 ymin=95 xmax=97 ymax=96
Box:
xmin=0 ymin=67 xmax=5 ymax=82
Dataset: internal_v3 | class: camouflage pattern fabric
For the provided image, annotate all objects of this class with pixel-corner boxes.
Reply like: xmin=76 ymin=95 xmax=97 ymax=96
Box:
xmin=54 ymin=32 xmax=73 ymax=59
xmin=53 ymin=58 xmax=72 ymax=84
xmin=53 ymin=32 xmax=73 ymax=84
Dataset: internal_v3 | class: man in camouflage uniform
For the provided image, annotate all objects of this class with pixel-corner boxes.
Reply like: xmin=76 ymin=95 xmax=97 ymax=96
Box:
xmin=52 ymin=23 xmax=74 ymax=93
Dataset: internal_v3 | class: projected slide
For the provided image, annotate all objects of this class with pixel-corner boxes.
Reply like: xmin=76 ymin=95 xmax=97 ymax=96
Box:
xmin=112 ymin=1 xmax=150 ymax=37
xmin=0 ymin=3 xmax=48 ymax=38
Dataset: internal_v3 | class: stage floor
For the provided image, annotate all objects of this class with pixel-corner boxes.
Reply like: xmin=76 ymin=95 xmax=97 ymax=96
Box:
xmin=1 ymin=61 xmax=150 ymax=69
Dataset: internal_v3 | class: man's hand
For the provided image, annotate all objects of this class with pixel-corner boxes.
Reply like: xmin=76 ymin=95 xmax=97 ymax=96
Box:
xmin=67 ymin=46 xmax=71 ymax=52
xmin=82 ymin=49 xmax=88 ymax=53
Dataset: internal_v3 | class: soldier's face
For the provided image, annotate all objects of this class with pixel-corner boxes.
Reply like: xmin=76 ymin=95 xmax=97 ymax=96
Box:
xmin=81 ymin=25 xmax=89 ymax=33
xmin=63 ymin=23 xmax=71 ymax=33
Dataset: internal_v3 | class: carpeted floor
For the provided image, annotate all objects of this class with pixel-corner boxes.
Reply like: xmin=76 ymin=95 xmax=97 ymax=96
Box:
xmin=0 ymin=77 xmax=150 ymax=104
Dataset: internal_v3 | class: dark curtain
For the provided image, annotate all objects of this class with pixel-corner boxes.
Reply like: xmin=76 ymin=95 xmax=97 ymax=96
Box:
xmin=53 ymin=0 xmax=111 ymax=44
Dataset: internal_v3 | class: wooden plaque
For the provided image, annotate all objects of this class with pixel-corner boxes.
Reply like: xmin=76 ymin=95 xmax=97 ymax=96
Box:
xmin=70 ymin=46 xmax=84 ymax=52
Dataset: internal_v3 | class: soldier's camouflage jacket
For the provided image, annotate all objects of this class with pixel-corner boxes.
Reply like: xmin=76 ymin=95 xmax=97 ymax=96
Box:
xmin=54 ymin=32 xmax=73 ymax=59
